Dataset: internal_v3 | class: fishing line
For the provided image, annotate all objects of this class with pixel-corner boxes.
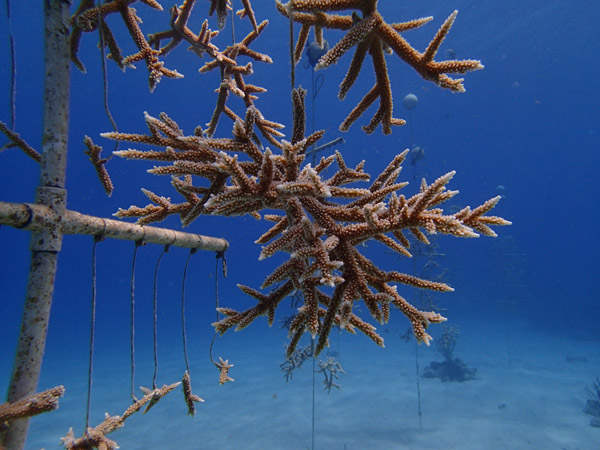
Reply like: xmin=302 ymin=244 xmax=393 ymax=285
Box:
xmin=310 ymin=67 xmax=316 ymax=165
xmin=302 ymin=41 xmax=326 ymax=165
xmin=151 ymin=245 xmax=170 ymax=389
xmin=85 ymin=234 xmax=104 ymax=432
xmin=409 ymin=108 xmax=417 ymax=182
xmin=230 ymin=0 xmax=236 ymax=44
xmin=414 ymin=341 xmax=423 ymax=431
xmin=408 ymin=108 xmax=414 ymax=150
xmin=311 ymin=337 xmax=316 ymax=450
xmin=209 ymin=250 xmax=227 ymax=365
xmin=309 ymin=70 xmax=325 ymax=166
xmin=95 ymin=0 xmax=119 ymax=151
xmin=181 ymin=248 xmax=197 ymax=374
xmin=129 ymin=240 xmax=144 ymax=401
xmin=288 ymin=1 xmax=296 ymax=90
xmin=412 ymin=241 xmax=423 ymax=432
xmin=4 ymin=0 xmax=16 ymax=130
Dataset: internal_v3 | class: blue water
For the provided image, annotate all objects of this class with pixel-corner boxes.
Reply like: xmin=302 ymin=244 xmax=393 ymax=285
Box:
xmin=1 ymin=1 xmax=599 ymax=449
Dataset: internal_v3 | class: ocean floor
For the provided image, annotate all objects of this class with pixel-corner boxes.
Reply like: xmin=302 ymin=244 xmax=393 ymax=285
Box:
xmin=3 ymin=320 xmax=600 ymax=450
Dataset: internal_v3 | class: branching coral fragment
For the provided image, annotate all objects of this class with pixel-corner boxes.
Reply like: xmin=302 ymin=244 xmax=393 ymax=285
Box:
xmin=0 ymin=386 xmax=65 ymax=426
xmin=60 ymin=382 xmax=180 ymax=450
xmin=277 ymin=1 xmax=483 ymax=133
xmin=317 ymin=357 xmax=346 ymax=393
xmin=148 ymin=0 xmax=220 ymax=58
xmin=109 ymin=89 xmax=510 ymax=355
xmin=83 ymin=136 xmax=114 ymax=196
xmin=182 ymin=370 xmax=204 ymax=416
xmin=0 ymin=121 xmax=42 ymax=162
xmin=208 ymin=0 xmax=231 ymax=30
xmin=214 ymin=357 xmax=235 ymax=384
xmin=70 ymin=0 xmax=182 ymax=91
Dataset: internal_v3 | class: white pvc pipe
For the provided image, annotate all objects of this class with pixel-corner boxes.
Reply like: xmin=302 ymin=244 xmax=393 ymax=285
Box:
xmin=0 ymin=201 xmax=229 ymax=251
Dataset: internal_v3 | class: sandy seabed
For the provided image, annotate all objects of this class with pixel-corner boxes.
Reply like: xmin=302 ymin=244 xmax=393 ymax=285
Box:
xmin=4 ymin=319 xmax=600 ymax=450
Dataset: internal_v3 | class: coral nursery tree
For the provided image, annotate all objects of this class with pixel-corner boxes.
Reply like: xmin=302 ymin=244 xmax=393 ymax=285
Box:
xmin=0 ymin=1 xmax=509 ymax=449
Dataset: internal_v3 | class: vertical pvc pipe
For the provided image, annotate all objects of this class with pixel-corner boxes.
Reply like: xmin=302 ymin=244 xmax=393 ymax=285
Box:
xmin=1 ymin=1 xmax=70 ymax=449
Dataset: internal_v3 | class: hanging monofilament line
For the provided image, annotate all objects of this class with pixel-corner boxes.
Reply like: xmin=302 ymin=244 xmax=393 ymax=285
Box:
xmin=309 ymin=71 xmax=325 ymax=166
xmin=310 ymin=68 xmax=316 ymax=166
xmin=408 ymin=109 xmax=414 ymax=149
xmin=152 ymin=245 xmax=170 ymax=389
xmin=209 ymin=250 xmax=227 ymax=364
xmin=85 ymin=234 xmax=103 ymax=432
xmin=95 ymin=1 xmax=119 ymax=151
xmin=181 ymin=248 xmax=197 ymax=374
xmin=129 ymin=240 xmax=143 ymax=402
xmin=230 ymin=2 xmax=236 ymax=44
xmin=405 ymin=95 xmax=423 ymax=430
xmin=412 ymin=243 xmax=423 ymax=432
xmin=180 ymin=247 xmax=203 ymax=416
xmin=408 ymin=109 xmax=417 ymax=182
xmin=4 ymin=0 xmax=16 ymax=130
xmin=415 ymin=341 xmax=423 ymax=431
xmin=288 ymin=1 xmax=296 ymax=90
xmin=311 ymin=336 xmax=316 ymax=450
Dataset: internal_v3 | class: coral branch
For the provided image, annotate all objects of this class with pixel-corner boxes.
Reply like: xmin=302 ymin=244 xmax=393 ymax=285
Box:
xmin=0 ymin=386 xmax=65 ymax=425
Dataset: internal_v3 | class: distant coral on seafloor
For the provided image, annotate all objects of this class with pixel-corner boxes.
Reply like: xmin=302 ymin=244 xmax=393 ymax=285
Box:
xmin=422 ymin=325 xmax=477 ymax=382
xmin=584 ymin=376 xmax=600 ymax=428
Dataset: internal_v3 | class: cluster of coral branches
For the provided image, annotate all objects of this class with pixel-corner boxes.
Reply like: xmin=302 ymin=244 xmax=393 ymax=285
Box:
xmin=67 ymin=0 xmax=508 ymax=364
xmin=68 ymin=0 xmax=510 ymax=357
xmin=69 ymin=0 xmax=482 ymax=136
xmin=107 ymin=87 xmax=509 ymax=355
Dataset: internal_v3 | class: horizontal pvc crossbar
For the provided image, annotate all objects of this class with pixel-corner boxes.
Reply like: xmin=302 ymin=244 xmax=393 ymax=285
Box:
xmin=0 ymin=201 xmax=229 ymax=252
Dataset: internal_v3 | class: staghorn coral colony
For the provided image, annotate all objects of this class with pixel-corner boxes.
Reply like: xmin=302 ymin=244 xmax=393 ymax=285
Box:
xmin=84 ymin=0 xmax=509 ymax=356
xmin=1 ymin=1 xmax=510 ymax=448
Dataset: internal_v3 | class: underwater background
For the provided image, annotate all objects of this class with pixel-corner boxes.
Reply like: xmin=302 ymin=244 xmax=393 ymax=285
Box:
xmin=1 ymin=0 xmax=599 ymax=448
